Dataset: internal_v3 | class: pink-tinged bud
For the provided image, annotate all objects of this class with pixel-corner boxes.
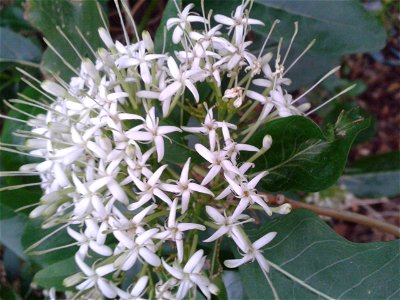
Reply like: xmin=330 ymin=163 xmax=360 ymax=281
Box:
xmin=262 ymin=134 xmax=273 ymax=150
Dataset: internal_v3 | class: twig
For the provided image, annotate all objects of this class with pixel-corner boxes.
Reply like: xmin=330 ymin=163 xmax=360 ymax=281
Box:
xmin=285 ymin=199 xmax=400 ymax=237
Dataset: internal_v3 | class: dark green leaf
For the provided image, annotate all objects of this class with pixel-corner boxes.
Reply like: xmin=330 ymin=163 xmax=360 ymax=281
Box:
xmin=21 ymin=219 xmax=76 ymax=267
xmin=0 ymin=203 xmax=28 ymax=259
xmin=340 ymin=151 xmax=400 ymax=198
xmin=248 ymin=109 xmax=369 ymax=192
xmin=238 ymin=209 xmax=400 ymax=299
xmin=25 ymin=0 xmax=106 ymax=80
xmin=0 ymin=27 xmax=42 ymax=62
xmin=33 ymin=256 xmax=79 ymax=291
xmin=222 ymin=271 xmax=244 ymax=300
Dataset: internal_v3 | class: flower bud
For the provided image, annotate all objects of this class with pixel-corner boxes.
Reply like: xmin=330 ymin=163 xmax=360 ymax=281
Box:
xmin=82 ymin=58 xmax=100 ymax=82
xmin=98 ymin=48 xmax=113 ymax=66
xmin=276 ymin=203 xmax=292 ymax=215
xmin=98 ymin=27 xmax=114 ymax=49
xmin=63 ymin=273 xmax=83 ymax=287
xmin=262 ymin=134 xmax=273 ymax=150
xmin=142 ymin=30 xmax=154 ymax=52
xmin=41 ymin=81 xmax=67 ymax=97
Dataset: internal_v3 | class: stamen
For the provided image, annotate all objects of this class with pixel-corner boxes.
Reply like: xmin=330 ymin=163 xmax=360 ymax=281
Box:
xmin=114 ymin=0 xmax=130 ymax=45
xmin=0 ymin=171 xmax=39 ymax=177
xmin=282 ymin=22 xmax=298 ymax=65
xmin=0 ymin=146 xmax=44 ymax=158
xmin=75 ymin=27 xmax=97 ymax=57
xmin=43 ymin=38 xmax=80 ymax=76
xmin=96 ymin=1 xmax=109 ymax=30
xmin=121 ymin=0 xmax=140 ymax=42
xmin=306 ymin=84 xmax=356 ymax=116
xmin=3 ymin=100 xmax=37 ymax=119
xmin=283 ymin=39 xmax=316 ymax=75
xmin=28 ymin=242 xmax=79 ymax=256
xmin=25 ymin=223 xmax=70 ymax=252
xmin=0 ymin=182 xmax=43 ymax=192
xmin=56 ymin=26 xmax=85 ymax=61
xmin=20 ymin=78 xmax=55 ymax=102
xmin=258 ymin=19 xmax=280 ymax=59
xmin=292 ymin=66 xmax=341 ymax=105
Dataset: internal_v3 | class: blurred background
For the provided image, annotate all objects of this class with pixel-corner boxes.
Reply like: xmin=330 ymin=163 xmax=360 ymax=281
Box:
xmin=0 ymin=0 xmax=399 ymax=299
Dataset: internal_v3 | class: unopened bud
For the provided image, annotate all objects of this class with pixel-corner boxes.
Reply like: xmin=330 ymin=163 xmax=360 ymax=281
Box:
xmin=298 ymin=102 xmax=311 ymax=113
xmin=98 ymin=27 xmax=114 ymax=49
xmin=98 ymin=48 xmax=113 ymax=66
xmin=64 ymin=273 xmax=83 ymax=287
xmin=41 ymin=81 xmax=67 ymax=97
xmin=262 ymin=134 xmax=273 ymax=150
xmin=82 ymin=58 xmax=100 ymax=82
xmin=209 ymin=283 xmax=220 ymax=295
xmin=277 ymin=203 xmax=292 ymax=214
xmin=142 ymin=30 xmax=154 ymax=52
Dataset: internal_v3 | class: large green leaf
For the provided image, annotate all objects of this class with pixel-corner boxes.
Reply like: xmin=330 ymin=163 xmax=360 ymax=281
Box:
xmin=0 ymin=27 xmax=42 ymax=62
xmin=0 ymin=203 xmax=28 ymax=259
xmin=248 ymin=109 xmax=369 ymax=192
xmin=189 ymin=0 xmax=385 ymax=88
xmin=21 ymin=219 xmax=76 ymax=267
xmin=340 ymin=151 xmax=400 ymax=198
xmin=25 ymin=0 xmax=106 ymax=80
xmin=237 ymin=209 xmax=400 ymax=299
xmin=33 ymin=256 xmax=78 ymax=291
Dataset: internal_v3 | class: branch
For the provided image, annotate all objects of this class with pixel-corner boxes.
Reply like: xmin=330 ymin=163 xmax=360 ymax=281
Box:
xmin=285 ymin=199 xmax=400 ymax=237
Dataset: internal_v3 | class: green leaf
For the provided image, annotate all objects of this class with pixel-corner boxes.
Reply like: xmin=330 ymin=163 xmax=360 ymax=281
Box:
xmin=222 ymin=271 xmax=244 ymax=300
xmin=238 ymin=209 xmax=400 ymax=299
xmin=33 ymin=256 xmax=79 ymax=291
xmin=154 ymin=0 xmax=182 ymax=54
xmin=0 ymin=203 xmax=28 ymax=259
xmin=252 ymin=0 xmax=386 ymax=55
xmin=0 ymin=88 xmax=43 ymax=210
xmin=340 ymin=151 xmax=400 ymax=198
xmin=21 ymin=219 xmax=76 ymax=267
xmin=249 ymin=109 xmax=369 ymax=192
xmin=0 ymin=27 xmax=42 ymax=62
xmin=25 ymin=0 xmax=106 ymax=80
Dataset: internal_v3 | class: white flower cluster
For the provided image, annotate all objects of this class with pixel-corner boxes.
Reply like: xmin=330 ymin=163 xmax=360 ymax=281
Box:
xmin=3 ymin=1 xmax=345 ymax=299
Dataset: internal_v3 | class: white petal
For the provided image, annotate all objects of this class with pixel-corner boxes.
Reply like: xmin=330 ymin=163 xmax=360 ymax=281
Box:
xmin=214 ymin=14 xmax=235 ymax=26
xmin=148 ymin=164 xmax=168 ymax=186
xmin=223 ymin=256 xmax=252 ymax=269
xmin=97 ymin=278 xmax=117 ymax=299
xmin=203 ymin=226 xmax=229 ymax=243
xmin=248 ymin=171 xmax=268 ymax=189
xmin=159 ymin=81 xmax=182 ymax=101
xmin=183 ymin=249 xmax=204 ymax=273
xmin=139 ymin=247 xmax=161 ymax=267
xmin=154 ymin=135 xmax=165 ymax=162
xmin=89 ymin=241 xmax=113 ymax=256
xmin=168 ymin=198 xmax=178 ymax=228
xmin=162 ymin=260 xmax=183 ymax=280
xmin=205 ymin=206 xmax=225 ymax=223
xmin=194 ymin=144 xmax=214 ymax=163
xmin=184 ymin=79 xmax=199 ymax=102
xmin=89 ymin=176 xmax=111 ymax=192
xmin=253 ymin=232 xmax=277 ymax=250
xmin=130 ymin=276 xmax=148 ymax=297
xmin=201 ymin=165 xmax=221 ymax=185
xmin=167 ymin=56 xmax=180 ymax=79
